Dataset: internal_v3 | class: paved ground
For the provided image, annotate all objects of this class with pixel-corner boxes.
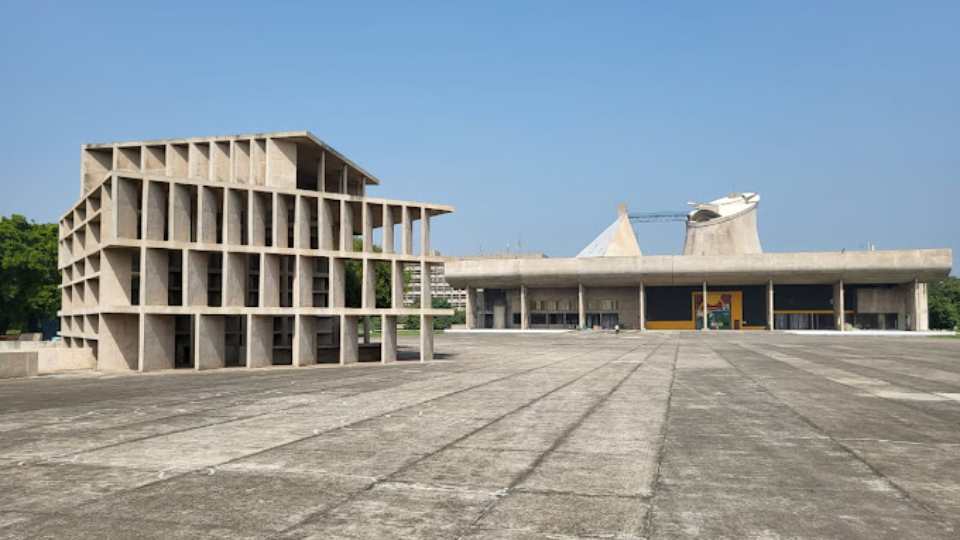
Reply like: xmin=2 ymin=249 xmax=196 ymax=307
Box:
xmin=1 ymin=332 xmax=959 ymax=539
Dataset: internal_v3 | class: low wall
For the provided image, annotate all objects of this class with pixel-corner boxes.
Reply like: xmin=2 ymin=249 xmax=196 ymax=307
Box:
xmin=38 ymin=347 xmax=96 ymax=373
xmin=0 ymin=351 xmax=38 ymax=379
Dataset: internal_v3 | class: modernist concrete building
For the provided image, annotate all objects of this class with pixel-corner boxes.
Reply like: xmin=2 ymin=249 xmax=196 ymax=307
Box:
xmin=446 ymin=193 xmax=952 ymax=332
xmin=58 ymin=131 xmax=452 ymax=371
xmin=403 ymin=256 xmax=467 ymax=309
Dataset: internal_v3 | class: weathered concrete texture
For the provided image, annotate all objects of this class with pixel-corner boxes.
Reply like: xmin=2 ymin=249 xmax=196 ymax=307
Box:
xmin=0 ymin=352 xmax=38 ymax=379
xmin=0 ymin=332 xmax=958 ymax=538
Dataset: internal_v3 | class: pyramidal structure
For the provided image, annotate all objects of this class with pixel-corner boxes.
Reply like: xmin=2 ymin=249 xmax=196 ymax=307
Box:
xmin=577 ymin=204 xmax=642 ymax=257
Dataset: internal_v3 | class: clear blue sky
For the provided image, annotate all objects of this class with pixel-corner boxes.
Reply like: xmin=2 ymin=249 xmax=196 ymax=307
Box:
xmin=1 ymin=2 xmax=956 ymax=271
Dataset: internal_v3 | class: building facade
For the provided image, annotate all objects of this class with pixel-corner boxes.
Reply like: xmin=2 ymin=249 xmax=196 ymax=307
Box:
xmin=446 ymin=194 xmax=951 ymax=332
xmin=58 ymin=131 xmax=452 ymax=371
xmin=403 ymin=259 xmax=467 ymax=309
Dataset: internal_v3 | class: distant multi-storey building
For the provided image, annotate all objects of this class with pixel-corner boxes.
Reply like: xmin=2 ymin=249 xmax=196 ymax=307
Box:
xmin=403 ymin=258 xmax=466 ymax=309
xmin=58 ymin=131 xmax=452 ymax=371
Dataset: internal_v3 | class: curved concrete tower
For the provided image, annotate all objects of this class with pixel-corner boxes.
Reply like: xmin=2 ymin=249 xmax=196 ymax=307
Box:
xmin=682 ymin=192 xmax=762 ymax=256
xmin=577 ymin=204 xmax=642 ymax=257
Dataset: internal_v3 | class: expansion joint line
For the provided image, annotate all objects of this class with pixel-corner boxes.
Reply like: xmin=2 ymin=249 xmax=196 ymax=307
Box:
xmin=712 ymin=341 xmax=953 ymax=528
xmin=641 ymin=335 xmax=680 ymax=539
xmin=57 ymin=348 xmax=585 ymax=508
xmin=456 ymin=336 xmax=674 ymax=539
xmin=284 ymin=336 xmax=670 ymax=537
xmin=754 ymin=343 xmax=960 ymax=429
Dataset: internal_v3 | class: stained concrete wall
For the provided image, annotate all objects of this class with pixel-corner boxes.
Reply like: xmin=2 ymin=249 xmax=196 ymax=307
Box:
xmin=0 ymin=352 xmax=38 ymax=379
xmin=683 ymin=205 xmax=762 ymax=256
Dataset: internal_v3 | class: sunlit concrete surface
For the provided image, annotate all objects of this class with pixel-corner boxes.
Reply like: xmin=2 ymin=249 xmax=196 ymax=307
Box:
xmin=1 ymin=332 xmax=959 ymax=539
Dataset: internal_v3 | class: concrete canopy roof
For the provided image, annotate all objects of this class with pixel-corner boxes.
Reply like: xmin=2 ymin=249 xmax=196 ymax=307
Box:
xmin=83 ymin=130 xmax=382 ymax=185
xmin=445 ymin=249 xmax=953 ymax=288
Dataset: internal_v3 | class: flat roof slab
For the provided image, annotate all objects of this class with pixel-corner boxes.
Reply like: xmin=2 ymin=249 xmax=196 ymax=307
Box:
xmin=0 ymin=332 xmax=958 ymax=538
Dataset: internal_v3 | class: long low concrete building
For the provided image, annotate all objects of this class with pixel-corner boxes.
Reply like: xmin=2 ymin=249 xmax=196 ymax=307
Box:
xmin=445 ymin=195 xmax=952 ymax=331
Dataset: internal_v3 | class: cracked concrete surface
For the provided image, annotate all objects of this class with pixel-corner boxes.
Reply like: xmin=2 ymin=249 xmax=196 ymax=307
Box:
xmin=1 ymin=332 xmax=959 ymax=539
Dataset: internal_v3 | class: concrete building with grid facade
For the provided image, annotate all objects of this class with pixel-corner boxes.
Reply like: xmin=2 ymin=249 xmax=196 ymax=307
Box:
xmin=58 ymin=131 xmax=453 ymax=371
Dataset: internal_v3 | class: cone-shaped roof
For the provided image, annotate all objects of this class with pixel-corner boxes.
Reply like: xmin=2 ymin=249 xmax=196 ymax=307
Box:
xmin=577 ymin=204 xmax=642 ymax=257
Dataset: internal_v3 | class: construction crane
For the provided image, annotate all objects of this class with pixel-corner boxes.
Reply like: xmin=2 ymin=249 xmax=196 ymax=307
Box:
xmin=628 ymin=210 xmax=688 ymax=223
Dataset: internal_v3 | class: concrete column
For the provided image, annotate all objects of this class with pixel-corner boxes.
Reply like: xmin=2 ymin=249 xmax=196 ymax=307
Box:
xmin=383 ymin=205 xmax=395 ymax=253
xmin=520 ymin=285 xmax=529 ymax=330
xmin=340 ymin=315 xmax=358 ymax=364
xmin=420 ymin=262 xmax=432 ymax=308
xmin=247 ymin=314 xmax=272 ymax=367
xmin=171 ymin=184 xmax=192 ymax=242
xmin=261 ymin=254 xmax=279 ymax=307
xmin=381 ymin=315 xmax=397 ymax=363
xmin=225 ymin=189 xmax=244 ymax=245
xmin=834 ymin=280 xmax=845 ymax=331
xmin=401 ymin=206 xmax=413 ymax=255
xmin=273 ymin=193 xmax=286 ymax=247
xmin=578 ymin=283 xmax=586 ymax=329
xmin=317 ymin=151 xmax=326 ymax=192
xmin=294 ymin=315 xmax=317 ymax=367
xmin=296 ymin=255 xmax=312 ymax=307
xmin=420 ymin=316 xmax=434 ymax=362
xmin=906 ymin=279 xmax=929 ymax=331
xmin=391 ymin=260 xmax=403 ymax=308
xmin=98 ymin=314 xmax=139 ymax=371
xmin=767 ymin=280 xmax=775 ymax=330
xmin=362 ymin=317 xmax=371 ymax=345
xmin=140 ymin=314 xmax=174 ymax=372
xmin=420 ymin=209 xmax=430 ymax=255
xmin=362 ymin=258 xmax=376 ymax=308
xmin=186 ymin=250 xmax=208 ymax=307
xmin=639 ymin=281 xmax=646 ymax=331
xmin=701 ymin=281 xmax=708 ymax=330
xmin=223 ymin=253 xmax=245 ymax=307
xmin=340 ymin=200 xmax=354 ymax=252
xmin=340 ymin=165 xmax=348 ymax=194
xmin=195 ymin=315 xmax=225 ymax=370
xmin=916 ymin=281 xmax=929 ymax=331
xmin=295 ymin=195 xmax=311 ymax=249
xmin=465 ymin=287 xmax=477 ymax=329
xmin=318 ymin=198 xmax=335 ymax=250
xmin=199 ymin=187 xmax=219 ymax=244
xmin=362 ymin=203 xmax=373 ymax=252
xmin=330 ymin=257 xmax=345 ymax=308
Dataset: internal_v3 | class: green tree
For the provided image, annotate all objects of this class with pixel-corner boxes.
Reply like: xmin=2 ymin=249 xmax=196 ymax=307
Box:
xmin=929 ymin=277 xmax=960 ymax=330
xmin=0 ymin=215 xmax=60 ymax=334
xmin=345 ymin=238 xmax=409 ymax=308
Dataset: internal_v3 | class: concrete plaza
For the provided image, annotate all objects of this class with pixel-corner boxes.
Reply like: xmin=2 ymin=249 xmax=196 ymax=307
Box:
xmin=1 ymin=332 xmax=959 ymax=538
